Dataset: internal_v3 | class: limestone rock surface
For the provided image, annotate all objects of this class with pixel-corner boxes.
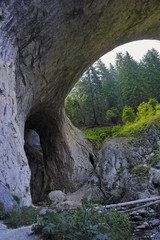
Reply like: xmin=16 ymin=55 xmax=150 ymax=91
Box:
xmin=48 ymin=190 xmax=67 ymax=204
xmin=96 ymin=125 xmax=160 ymax=202
xmin=152 ymin=233 xmax=160 ymax=240
xmin=0 ymin=0 xmax=160 ymax=205
xmin=48 ymin=175 xmax=104 ymax=211
xmin=0 ymin=182 xmax=18 ymax=211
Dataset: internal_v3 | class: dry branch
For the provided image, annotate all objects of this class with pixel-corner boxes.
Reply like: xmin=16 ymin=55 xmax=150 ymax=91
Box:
xmin=122 ymin=199 xmax=160 ymax=213
xmin=104 ymin=196 xmax=160 ymax=209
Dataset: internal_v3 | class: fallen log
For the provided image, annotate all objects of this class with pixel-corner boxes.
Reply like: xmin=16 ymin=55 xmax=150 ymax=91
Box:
xmin=104 ymin=196 xmax=160 ymax=209
xmin=122 ymin=199 xmax=160 ymax=213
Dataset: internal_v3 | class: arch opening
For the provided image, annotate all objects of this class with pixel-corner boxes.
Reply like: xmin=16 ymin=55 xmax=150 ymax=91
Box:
xmin=24 ymin=111 xmax=75 ymax=204
xmin=65 ymin=39 xmax=160 ymax=129
xmin=24 ymin=128 xmax=45 ymax=203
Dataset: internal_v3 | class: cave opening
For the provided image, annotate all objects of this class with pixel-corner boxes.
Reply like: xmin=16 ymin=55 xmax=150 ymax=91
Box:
xmin=24 ymin=128 xmax=45 ymax=203
xmin=24 ymin=111 xmax=55 ymax=204
xmin=24 ymin=111 xmax=72 ymax=204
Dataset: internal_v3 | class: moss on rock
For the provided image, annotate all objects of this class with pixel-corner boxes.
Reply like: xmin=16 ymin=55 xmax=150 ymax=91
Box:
xmin=130 ymin=164 xmax=150 ymax=178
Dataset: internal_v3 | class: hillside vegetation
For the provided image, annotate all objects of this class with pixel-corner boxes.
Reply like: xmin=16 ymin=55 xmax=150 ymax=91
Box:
xmin=82 ymin=98 xmax=160 ymax=145
xmin=65 ymin=49 xmax=160 ymax=129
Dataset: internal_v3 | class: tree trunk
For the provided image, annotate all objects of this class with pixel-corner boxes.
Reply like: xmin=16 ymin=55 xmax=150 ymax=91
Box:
xmin=88 ymin=69 xmax=99 ymax=126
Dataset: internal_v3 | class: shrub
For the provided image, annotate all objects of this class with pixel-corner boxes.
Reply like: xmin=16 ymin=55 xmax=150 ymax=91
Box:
xmin=2 ymin=206 xmax=37 ymax=228
xmin=110 ymin=101 xmax=160 ymax=138
xmin=100 ymin=126 xmax=113 ymax=136
xmin=106 ymin=108 xmax=120 ymax=124
xmin=82 ymin=128 xmax=106 ymax=141
xmin=137 ymin=101 xmax=154 ymax=119
xmin=148 ymin=147 xmax=160 ymax=167
xmin=148 ymin=98 xmax=158 ymax=109
xmin=88 ymin=193 xmax=105 ymax=205
xmin=156 ymin=104 xmax=160 ymax=111
xmin=32 ymin=203 xmax=130 ymax=240
xmin=100 ymin=133 xmax=107 ymax=140
xmin=122 ymin=106 xmax=136 ymax=124
xmin=130 ymin=164 xmax=150 ymax=177
xmin=112 ymin=125 xmax=123 ymax=136
xmin=105 ymin=210 xmax=130 ymax=240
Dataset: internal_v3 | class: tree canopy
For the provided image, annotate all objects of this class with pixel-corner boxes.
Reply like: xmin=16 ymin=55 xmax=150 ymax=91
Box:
xmin=65 ymin=48 xmax=160 ymax=128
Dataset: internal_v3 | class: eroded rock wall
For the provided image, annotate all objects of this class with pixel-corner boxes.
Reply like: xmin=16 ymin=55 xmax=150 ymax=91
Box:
xmin=0 ymin=0 xmax=160 ymax=205
xmin=0 ymin=60 xmax=31 ymax=205
xmin=96 ymin=125 xmax=160 ymax=202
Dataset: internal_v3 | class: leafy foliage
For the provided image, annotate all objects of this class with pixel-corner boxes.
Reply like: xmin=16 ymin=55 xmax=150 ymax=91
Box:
xmin=32 ymin=202 xmax=130 ymax=240
xmin=0 ymin=206 xmax=37 ymax=228
xmin=137 ymin=101 xmax=154 ymax=119
xmin=106 ymin=108 xmax=120 ymax=124
xmin=113 ymin=101 xmax=160 ymax=137
xmin=130 ymin=164 xmax=150 ymax=177
xmin=148 ymin=97 xmax=158 ymax=109
xmin=65 ymin=49 xmax=160 ymax=128
xmin=82 ymin=128 xmax=107 ymax=141
xmin=122 ymin=106 xmax=136 ymax=123
xmin=81 ymin=98 xmax=160 ymax=140
xmin=147 ymin=147 xmax=160 ymax=168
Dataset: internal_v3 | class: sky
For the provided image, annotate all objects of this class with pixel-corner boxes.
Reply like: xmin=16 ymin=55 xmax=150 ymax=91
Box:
xmin=101 ymin=40 xmax=160 ymax=68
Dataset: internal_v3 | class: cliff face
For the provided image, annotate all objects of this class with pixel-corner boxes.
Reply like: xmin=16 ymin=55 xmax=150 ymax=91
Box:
xmin=97 ymin=125 xmax=160 ymax=203
xmin=0 ymin=0 xmax=160 ymax=205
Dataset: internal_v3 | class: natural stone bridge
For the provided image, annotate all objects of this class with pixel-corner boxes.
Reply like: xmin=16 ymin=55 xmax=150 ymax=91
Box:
xmin=0 ymin=0 xmax=160 ymax=205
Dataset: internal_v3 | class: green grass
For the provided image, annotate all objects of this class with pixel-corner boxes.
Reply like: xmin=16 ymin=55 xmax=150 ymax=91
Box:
xmin=82 ymin=105 xmax=160 ymax=142
xmin=113 ymin=107 xmax=160 ymax=137
xmin=82 ymin=128 xmax=108 ymax=141
xmin=82 ymin=127 xmax=113 ymax=150
xmin=82 ymin=127 xmax=115 ymax=142
xmin=0 ymin=206 xmax=37 ymax=228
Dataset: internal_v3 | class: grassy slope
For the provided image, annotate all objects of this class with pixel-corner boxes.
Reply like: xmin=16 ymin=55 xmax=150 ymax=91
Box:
xmin=82 ymin=105 xmax=160 ymax=142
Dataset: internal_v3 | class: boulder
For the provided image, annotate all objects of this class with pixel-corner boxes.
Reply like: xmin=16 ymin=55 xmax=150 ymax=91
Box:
xmin=152 ymin=233 xmax=160 ymax=240
xmin=0 ymin=182 xmax=18 ymax=211
xmin=48 ymin=190 xmax=67 ymax=204
xmin=150 ymin=219 xmax=160 ymax=226
xmin=48 ymin=177 xmax=104 ymax=211
xmin=24 ymin=129 xmax=40 ymax=147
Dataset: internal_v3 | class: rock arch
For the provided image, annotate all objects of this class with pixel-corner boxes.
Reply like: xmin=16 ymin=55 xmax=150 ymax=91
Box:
xmin=0 ymin=0 xmax=160 ymax=205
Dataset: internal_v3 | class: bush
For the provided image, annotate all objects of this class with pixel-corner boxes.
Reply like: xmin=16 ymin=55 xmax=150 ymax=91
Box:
xmin=100 ymin=133 xmax=107 ymax=140
xmin=32 ymin=203 xmax=130 ymax=240
xmin=122 ymin=106 xmax=136 ymax=124
xmin=148 ymin=147 xmax=160 ymax=167
xmin=82 ymin=127 xmax=116 ymax=142
xmin=130 ymin=164 xmax=150 ymax=177
xmin=137 ymin=101 xmax=154 ymax=119
xmin=82 ymin=128 xmax=106 ymax=141
xmin=88 ymin=193 xmax=105 ymax=205
xmin=105 ymin=210 xmax=130 ymax=240
xmin=112 ymin=125 xmax=123 ymax=136
xmin=156 ymin=104 xmax=160 ymax=111
xmin=148 ymin=98 xmax=158 ymax=109
xmin=106 ymin=108 xmax=120 ymax=124
xmin=2 ymin=207 xmax=37 ymax=228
